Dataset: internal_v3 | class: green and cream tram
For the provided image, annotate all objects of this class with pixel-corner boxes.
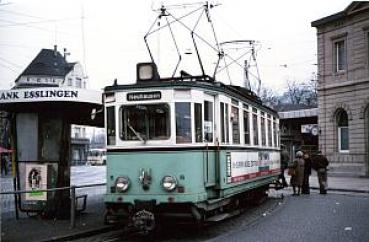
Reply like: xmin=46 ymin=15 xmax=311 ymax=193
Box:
xmin=103 ymin=63 xmax=281 ymax=231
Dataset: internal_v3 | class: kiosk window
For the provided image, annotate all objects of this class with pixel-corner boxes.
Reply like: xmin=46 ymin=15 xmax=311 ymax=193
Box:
xmin=176 ymin=103 xmax=192 ymax=143
xmin=107 ymin=106 xmax=116 ymax=145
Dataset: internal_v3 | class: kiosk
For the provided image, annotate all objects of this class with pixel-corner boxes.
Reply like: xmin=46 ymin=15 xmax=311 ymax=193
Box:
xmin=0 ymin=87 xmax=103 ymax=217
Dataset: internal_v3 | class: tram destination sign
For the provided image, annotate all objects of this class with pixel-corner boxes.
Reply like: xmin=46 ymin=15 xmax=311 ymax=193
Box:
xmin=127 ymin=91 xmax=161 ymax=101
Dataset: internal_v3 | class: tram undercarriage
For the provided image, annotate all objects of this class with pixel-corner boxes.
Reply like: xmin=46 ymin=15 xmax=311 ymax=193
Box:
xmin=104 ymin=185 xmax=272 ymax=233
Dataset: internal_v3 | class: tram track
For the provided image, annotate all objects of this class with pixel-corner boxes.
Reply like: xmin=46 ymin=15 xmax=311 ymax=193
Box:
xmin=71 ymin=193 xmax=284 ymax=242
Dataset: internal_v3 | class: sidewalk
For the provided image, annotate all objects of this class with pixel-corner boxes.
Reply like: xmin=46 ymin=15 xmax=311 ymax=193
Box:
xmin=2 ymin=174 xmax=369 ymax=242
xmin=1 ymin=199 xmax=113 ymax=242
xmin=286 ymin=171 xmax=369 ymax=193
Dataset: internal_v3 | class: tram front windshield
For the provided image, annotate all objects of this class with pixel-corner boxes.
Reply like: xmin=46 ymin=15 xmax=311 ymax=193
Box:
xmin=120 ymin=104 xmax=170 ymax=141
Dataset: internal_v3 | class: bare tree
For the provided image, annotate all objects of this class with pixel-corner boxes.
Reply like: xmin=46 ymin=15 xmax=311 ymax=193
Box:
xmin=284 ymin=79 xmax=317 ymax=105
xmin=259 ymin=86 xmax=280 ymax=108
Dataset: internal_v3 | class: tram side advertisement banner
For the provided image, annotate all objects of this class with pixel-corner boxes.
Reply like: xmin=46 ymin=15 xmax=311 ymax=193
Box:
xmin=25 ymin=163 xmax=48 ymax=201
xmin=227 ymin=151 xmax=280 ymax=183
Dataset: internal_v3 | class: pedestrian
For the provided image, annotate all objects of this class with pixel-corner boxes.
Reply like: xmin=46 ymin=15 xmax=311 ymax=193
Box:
xmin=302 ymin=152 xmax=312 ymax=194
xmin=290 ymin=151 xmax=305 ymax=196
xmin=1 ymin=154 xmax=8 ymax=176
xmin=312 ymin=151 xmax=329 ymax=194
xmin=279 ymin=144 xmax=289 ymax=187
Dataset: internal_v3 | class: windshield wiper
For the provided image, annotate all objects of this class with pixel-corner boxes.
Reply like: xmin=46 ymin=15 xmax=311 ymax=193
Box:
xmin=127 ymin=121 xmax=146 ymax=143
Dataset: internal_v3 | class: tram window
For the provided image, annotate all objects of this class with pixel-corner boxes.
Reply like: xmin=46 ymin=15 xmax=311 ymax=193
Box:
xmin=220 ymin=103 xmax=225 ymax=143
xmin=204 ymin=101 xmax=213 ymax=142
xmin=261 ymin=116 xmax=266 ymax=146
xmin=106 ymin=106 xmax=116 ymax=145
xmin=176 ymin=103 xmax=192 ymax=143
xmin=225 ymin=104 xmax=229 ymax=143
xmin=120 ymin=104 xmax=170 ymax=141
xmin=231 ymin=106 xmax=240 ymax=144
xmin=195 ymin=103 xmax=203 ymax=143
xmin=220 ymin=102 xmax=229 ymax=143
xmin=273 ymin=121 xmax=278 ymax=147
xmin=268 ymin=119 xmax=272 ymax=147
xmin=252 ymin=112 xmax=259 ymax=145
xmin=243 ymin=111 xmax=250 ymax=145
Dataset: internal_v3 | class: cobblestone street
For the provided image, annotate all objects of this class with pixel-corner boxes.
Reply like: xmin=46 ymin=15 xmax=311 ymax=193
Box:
xmin=72 ymin=191 xmax=369 ymax=242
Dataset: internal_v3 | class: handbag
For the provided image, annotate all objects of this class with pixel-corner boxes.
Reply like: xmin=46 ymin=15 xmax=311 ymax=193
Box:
xmin=288 ymin=168 xmax=296 ymax=176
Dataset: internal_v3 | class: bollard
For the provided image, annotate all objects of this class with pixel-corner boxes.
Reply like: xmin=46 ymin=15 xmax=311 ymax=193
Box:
xmin=70 ymin=185 xmax=76 ymax=229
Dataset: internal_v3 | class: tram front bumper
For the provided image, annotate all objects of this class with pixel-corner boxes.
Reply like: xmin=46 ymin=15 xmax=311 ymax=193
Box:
xmin=104 ymin=192 xmax=208 ymax=204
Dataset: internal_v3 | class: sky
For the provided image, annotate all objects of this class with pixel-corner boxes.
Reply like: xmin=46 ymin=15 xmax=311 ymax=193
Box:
xmin=0 ymin=0 xmax=354 ymax=94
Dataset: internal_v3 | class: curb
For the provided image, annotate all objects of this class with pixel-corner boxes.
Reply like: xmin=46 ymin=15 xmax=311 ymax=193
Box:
xmin=310 ymin=186 xmax=369 ymax=194
xmin=41 ymin=225 xmax=119 ymax=242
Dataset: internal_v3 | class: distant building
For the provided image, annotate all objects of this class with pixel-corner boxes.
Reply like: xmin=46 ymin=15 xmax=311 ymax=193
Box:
xmin=14 ymin=45 xmax=89 ymax=165
xmin=15 ymin=45 xmax=86 ymax=89
xmin=312 ymin=2 xmax=369 ymax=177
xmin=277 ymin=104 xmax=318 ymax=160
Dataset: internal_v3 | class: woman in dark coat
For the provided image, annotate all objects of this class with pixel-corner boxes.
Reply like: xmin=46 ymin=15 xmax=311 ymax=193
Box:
xmin=302 ymin=153 xmax=312 ymax=194
xmin=290 ymin=151 xmax=305 ymax=196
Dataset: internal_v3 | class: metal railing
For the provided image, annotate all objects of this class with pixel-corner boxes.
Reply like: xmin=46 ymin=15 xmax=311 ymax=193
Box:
xmin=0 ymin=182 xmax=106 ymax=228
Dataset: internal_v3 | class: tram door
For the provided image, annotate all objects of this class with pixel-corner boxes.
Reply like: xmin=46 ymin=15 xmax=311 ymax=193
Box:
xmin=204 ymin=94 xmax=216 ymax=187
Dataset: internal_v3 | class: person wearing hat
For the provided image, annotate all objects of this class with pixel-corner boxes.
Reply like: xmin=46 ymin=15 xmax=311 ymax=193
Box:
xmin=279 ymin=144 xmax=289 ymax=187
xmin=311 ymin=151 xmax=329 ymax=194
xmin=302 ymin=152 xmax=312 ymax=194
xmin=290 ymin=150 xmax=305 ymax=196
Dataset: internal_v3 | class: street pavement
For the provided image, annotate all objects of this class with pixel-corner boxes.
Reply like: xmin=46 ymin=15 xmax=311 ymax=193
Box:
xmin=1 ymin=167 xmax=369 ymax=242
xmin=209 ymin=193 xmax=369 ymax=242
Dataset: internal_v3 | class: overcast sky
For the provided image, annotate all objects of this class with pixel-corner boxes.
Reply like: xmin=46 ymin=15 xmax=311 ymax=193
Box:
xmin=0 ymin=0 xmax=353 ymax=93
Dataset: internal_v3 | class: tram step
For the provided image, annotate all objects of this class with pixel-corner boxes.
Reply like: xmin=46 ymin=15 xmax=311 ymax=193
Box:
xmin=205 ymin=209 xmax=241 ymax=222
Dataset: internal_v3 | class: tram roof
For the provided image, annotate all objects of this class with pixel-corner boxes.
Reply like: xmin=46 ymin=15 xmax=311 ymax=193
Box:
xmin=104 ymin=75 xmax=278 ymax=116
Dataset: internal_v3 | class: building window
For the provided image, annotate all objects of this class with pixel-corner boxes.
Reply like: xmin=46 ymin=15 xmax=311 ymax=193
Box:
xmin=334 ymin=40 xmax=346 ymax=72
xmin=176 ymin=102 xmax=192 ymax=143
xmin=337 ymin=110 xmax=349 ymax=152
xmin=76 ymin=77 xmax=82 ymax=88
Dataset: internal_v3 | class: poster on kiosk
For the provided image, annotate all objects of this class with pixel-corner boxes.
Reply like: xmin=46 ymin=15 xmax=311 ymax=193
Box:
xmin=25 ymin=163 xmax=48 ymax=201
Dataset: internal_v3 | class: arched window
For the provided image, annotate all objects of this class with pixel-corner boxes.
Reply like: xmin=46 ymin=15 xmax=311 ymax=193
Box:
xmin=337 ymin=110 xmax=349 ymax=152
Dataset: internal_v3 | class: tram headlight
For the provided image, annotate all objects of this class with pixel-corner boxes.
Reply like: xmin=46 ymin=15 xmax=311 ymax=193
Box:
xmin=115 ymin=177 xmax=130 ymax=192
xmin=161 ymin=175 xmax=177 ymax=192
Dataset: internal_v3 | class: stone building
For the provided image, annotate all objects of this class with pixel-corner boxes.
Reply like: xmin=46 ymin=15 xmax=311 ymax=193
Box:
xmin=312 ymin=2 xmax=369 ymax=177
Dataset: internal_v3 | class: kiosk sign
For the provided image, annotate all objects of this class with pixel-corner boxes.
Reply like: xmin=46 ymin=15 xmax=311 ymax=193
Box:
xmin=0 ymin=87 xmax=102 ymax=105
xmin=25 ymin=164 xmax=48 ymax=201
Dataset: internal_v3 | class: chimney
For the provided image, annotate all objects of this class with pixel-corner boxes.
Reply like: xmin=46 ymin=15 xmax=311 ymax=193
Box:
xmin=54 ymin=45 xmax=57 ymax=56
xmin=63 ymin=48 xmax=70 ymax=61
